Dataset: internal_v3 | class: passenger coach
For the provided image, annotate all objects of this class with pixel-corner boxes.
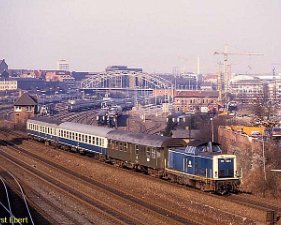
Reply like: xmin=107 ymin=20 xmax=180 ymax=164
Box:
xmin=27 ymin=117 xmax=113 ymax=156
xmin=107 ymin=130 xmax=185 ymax=175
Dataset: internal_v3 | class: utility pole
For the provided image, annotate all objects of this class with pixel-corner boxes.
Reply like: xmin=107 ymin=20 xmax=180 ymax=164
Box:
xmin=262 ymin=135 xmax=267 ymax=181
xmin=210 ymin=118 xmax=214 ymax=142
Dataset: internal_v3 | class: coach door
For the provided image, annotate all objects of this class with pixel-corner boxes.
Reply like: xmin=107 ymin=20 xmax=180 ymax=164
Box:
xmin=135 ymin=145 xmax=139 ymax=164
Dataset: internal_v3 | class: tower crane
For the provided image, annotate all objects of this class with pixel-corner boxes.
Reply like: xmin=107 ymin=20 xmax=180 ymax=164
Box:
xmin=271 ymin=63 xmax=281 ymax=103
xmin=214 ymin=45 xmax=263 ymax=102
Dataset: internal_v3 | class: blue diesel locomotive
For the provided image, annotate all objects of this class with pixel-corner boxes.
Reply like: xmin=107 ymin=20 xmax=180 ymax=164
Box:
xmin=27 ymin=117 xmax=240 ymax=194
xmin=165 ymin=141 xmax=239 ymax=194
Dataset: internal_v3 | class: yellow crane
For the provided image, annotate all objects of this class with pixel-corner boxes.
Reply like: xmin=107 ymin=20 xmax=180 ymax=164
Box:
xmin=214 ymin=45 xmax=263 ymax=102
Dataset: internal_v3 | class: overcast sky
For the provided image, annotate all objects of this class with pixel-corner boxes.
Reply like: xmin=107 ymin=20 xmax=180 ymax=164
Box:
xmin=1 ymin=0 xmax=281 ymax=74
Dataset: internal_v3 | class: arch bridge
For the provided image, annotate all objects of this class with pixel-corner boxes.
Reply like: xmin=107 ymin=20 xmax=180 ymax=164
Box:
xmin=80 ymin=71 xmax=173 ymax=90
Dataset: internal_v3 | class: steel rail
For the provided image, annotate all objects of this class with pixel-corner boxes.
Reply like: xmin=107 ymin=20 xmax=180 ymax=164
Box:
xmin=0 ymin=176 xmax=22 ymax=225
xmin=7 ymin=171 xmax=35 ymax=225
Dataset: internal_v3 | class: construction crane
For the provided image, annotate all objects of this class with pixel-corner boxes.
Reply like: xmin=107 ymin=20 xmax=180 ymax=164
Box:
xmin=214 ymin=45 xmax=263 ymax=102
xmin=272 ymin=63 xmax=281 ymax=103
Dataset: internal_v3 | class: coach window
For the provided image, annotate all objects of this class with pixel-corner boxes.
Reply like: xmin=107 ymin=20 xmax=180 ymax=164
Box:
xmin=89 ymin=136 xmax=92 ymax=144
xmin=78 ymin=134 xmax=81 ymax=142
xmin=81 ymin=134 xmax=85 ymax=142
xmin=120 ymin=142 xmax=123 ymax=151
xmin=115 ymin=141 xmax=119 ymax=150
xmin=146 ymin=147 xmax=151 ymax=158
xmin=151 ymin=148 xmax=156 ymax=159
xmin=123 ymin=143 xmax=127 ymax=152
xmin=92 ymin=137 xmax=95 ymax=145
xmin=101 ymin=138 xmax=104 ymax=147
xmin=75 ymin=133 xmax=78 ymax=141
xmin=96 ymin=138 xmax=100 ymax=146
xmin=85 ymin=135 xmax=88 ymax=143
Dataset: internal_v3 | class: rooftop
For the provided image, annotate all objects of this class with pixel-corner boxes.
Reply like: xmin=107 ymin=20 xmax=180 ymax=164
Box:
xmin=14 ymin=92 xmax=38 ymax=106
xmin=175 ymin=90 xmax=219 ymax=98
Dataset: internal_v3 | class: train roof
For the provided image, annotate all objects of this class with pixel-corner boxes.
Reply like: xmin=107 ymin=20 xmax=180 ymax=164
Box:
xmin=59 ymin=122 xmax=113 ymax=137
xmin=27 ymin=116 xmax=62 ymax=126
xmin=172 ymin=141 xmax=223 ymax=156
xmin=107 ymin=130 xmax=171 ymax=147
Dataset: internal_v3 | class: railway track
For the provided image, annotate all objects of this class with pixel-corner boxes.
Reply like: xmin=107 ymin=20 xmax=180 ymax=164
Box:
xmin=226 ymin=194 xmax=280 ymax=224
xmin=2 ymin=129 xmax=281 ymax=224
xmin=0 ymin=170 xmax=34 ymax=225
xmin=0 ymin=137 xmax=199 ymax=225
xmin=0 ymin=147 xmax=149 ymax=225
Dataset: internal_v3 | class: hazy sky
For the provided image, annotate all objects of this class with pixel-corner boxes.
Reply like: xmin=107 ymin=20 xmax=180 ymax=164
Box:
xmin=1 ymin=0 xmax=281 ymax=74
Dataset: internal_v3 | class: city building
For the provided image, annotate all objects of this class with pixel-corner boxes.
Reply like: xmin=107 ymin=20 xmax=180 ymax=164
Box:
xmin=0 ymin=78 xmax=17 ymax=91
xmin=153 ymin=89 xmax=175 ymax=99
xmin=229 ymin=75 xmax=264 ymax=102
xmin=57 ymin=59 xmax=70 ymax=71
xmin=45 ymin=71 xmax=73 ymax=82
xmin=174 ymin=90 xmax=219 ymax=112
xmin=13 ymin=92 xmax=38 ymax=124
xmin=15 ymin=78 xmax=46 ymax=90
xmin=105 ymin=65 xmax=142 ymax=72
xmin=229 ymin=74 xmax=281 ymax=103
xmin=0 ymin=59 xmax=8 ymax=75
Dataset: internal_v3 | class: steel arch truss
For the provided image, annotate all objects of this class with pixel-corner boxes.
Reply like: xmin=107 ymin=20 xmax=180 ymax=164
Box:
xmin=80 ymin=71 xmax=172 ymax=89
